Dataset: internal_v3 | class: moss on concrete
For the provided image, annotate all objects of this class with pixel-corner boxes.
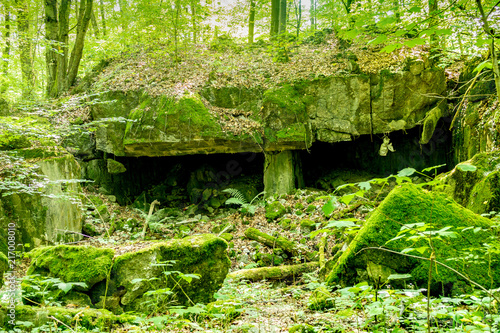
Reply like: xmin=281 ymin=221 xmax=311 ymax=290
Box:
xmin=27 ymin=245 xmax=115 ymax=291
xmin=326 ymin=184 xmax=499 ymax=295
xmin=112 ymin=234 xmax=230 ymax=310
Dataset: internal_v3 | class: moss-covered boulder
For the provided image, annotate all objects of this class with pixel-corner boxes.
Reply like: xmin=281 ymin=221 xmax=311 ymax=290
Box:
xmin=0 ymin=305 xmax=135 ymax=331
xmin=265 ymin=201 xmax=286 ymax=220
xmin=326 ymin=184 xmax=500 ymax=295
xmin=439 ymin=151 xmax=500 ymax=215
xmin=111 ymin=234 xmax=230 ymax=312
xmin=26 ymin=245 xmax=114 ymax=291
xmin=22 ymin=245 xmax=115 ymax=306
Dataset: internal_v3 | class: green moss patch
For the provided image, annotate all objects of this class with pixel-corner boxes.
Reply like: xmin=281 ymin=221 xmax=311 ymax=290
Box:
xmin=0 ymin=251 xmax=8 ymax=288
xmin=27 ymin=245 xmax=115 ymax=291
xmin=1 ymin=305 xmax=135 ymax=331
xmin=326 ymin=184 xmax=500 ymax=295
xmin=265 ymin=201 xmax=286 ymax=220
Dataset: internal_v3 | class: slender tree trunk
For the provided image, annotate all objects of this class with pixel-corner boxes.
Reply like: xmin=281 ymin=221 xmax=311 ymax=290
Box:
xmin=279 ymin=0 xmax=287 ymax=35
xmin=45 ymin=0 xmax=58 ymax=97
xmin=476 ymin=0 xmax=500 ymax=101
xmin=271 ymin=0 xmax=279 ymax=37
xmin=428 ymin=0 xmax=438 ymax=53
xmin=248 ymin=0 xmax=255 ymax=43
xmin=67 ymin=0 xmax=93 ymax=88
xmin=295 ymin=0 xmax=302 ymax=38
xmin=56 ymin=0 xmax=70 ymax=94
xmin=309 ymin=0 xmax=315 ymax=30
xmin=91 ymin=8 xmax=99 ymax=37
xmin=394 ymin=0 xmax=400 ymax=21
xmin=99 ymin=0 xmax=106 ymax=36
xmin=190 ymin=0 xmax=197 ymax=43
xmin=1 ymin=7 xmax=10 ymax=93
xmin=2 ymin=8 xmax=10 ymax=76
xmin=16 ymin=0 xmax=34 ymax=98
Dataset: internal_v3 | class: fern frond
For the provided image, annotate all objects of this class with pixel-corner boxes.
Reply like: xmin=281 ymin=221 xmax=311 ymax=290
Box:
xmin=222 ymin=188 xmax=248 ymax=205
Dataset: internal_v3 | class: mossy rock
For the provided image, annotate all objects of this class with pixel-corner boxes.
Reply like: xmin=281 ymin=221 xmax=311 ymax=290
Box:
xmin=308 ymin=286 xmax=335 ymax=311
xmin=220 ymin=233 xmax=234 ymax=242
xmin=280 ymin=218 xmax=292 ymax=230
xmin=265 ymin=201 xmax=286 ymax=220
xmin=107 ymin=159 xmax=127 ymax=174
xmin=300 ymin=219 xmax=316 ymax=233
xmin=289 ymin=323 xmax=316 ymax=333
xmin=112 ymin=234 xmax=230 ymax=312
xmin=0 ymin=305 xmax=135 ymax=331
xmin=26 ymin=245 xmax=115 ymax=291
xmin=440 ymin=151 xmax=500 ymax=215
xmin=0 ymin=251 xmax=8 ymax=288
xmin=326 ymin=184 xmax=500 ymax=295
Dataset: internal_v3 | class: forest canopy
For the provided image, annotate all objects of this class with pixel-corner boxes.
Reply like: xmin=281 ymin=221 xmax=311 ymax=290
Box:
xmin=0 ymin=0 xmax=499 ymax=102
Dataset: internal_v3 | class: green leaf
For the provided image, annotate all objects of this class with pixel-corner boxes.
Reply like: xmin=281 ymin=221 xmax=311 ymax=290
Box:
xmin=387 ymin=273 xmax=412 ymax=280
xmin=368 ymin=35 xmax=387 ymax=46
xmin=322 ymin=197 xmax=337 ymax=216
xmin=397 ymin=168 xmax=416 ymax=177
xmin=473 ymin=60 xmax=492 ymax=73
xmin=409 ymin=6 xmax=421 ymax=12
xmin=358 ymin=181 xmax=371 ymax=191
xmin=380 ymin=43 xmax=403 ymax=53
xmin=377 ymin=17 xmax=397 ymax=27
xmin=456 ymin=164 xmax=477 ymax=172
xmin=326 ymin=220 xmax=357 ymax=228
xmin=340 ymin=193 xmax=355 ymax=205
xmin=435 ymin=28 xmax=452 ymax=36
xmin=404 ymin=38 xmax=426 ymax=47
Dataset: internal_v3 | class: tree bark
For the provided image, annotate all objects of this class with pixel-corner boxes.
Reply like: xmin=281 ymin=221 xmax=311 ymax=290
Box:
xmin=475 ymin=0 xmax=500 ymax=101
xmin=45 ymin=0 xmax=59 ymax=97
xmin=310 ymin=0 xmax=315 ymax=30
xmin=271 ymin=0 xmax=279 ymax=37
xmin=279 ymin=0 xmax=287 ymax=35
xmin=190 ymin=0 xmax=197 ymax=43
xmin=428 ymin=0 xmax=438 ymax=54
xmin=90 ymin=8 xmax=99 ymax=37
xmin=99 ymin=0 xmax=106 ymax=36
xmin=16 ymin=0 xmax=35 ymax=98
xmin=248 ymin=0 xmax=255 ymax=43
xmin=2 ymin=8 xmax=10 ymax=76
xmin=56 ymin=0 xmax=71 ymax=94
xmin=67 ymin=0 xmax=93 ymax=89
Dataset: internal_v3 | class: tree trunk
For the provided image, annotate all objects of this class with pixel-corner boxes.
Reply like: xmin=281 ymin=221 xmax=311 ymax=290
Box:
xmin=2 ymin=8 xmax=10 ymax=76
xmin=310 ymin=0 xmax=315 ymax=30
xmin=118 ymin=0 xmax=127 ymax=31
xmin=248 ymin=0 xmax=255 ymax=43
xmin=67 ymin=0 xmax=93 ymax=89
xmin=56 ymin=0 xmax=71 ymax=95
xmin=475 ymin=0 xmax=500 ymax=101
xmin=279 ymin=0 xmax=287 ymax=35
xmin=99 ymin=0 xmax=106 ymax=36
xmin=90 ymin=8 xmax=99 ymax=37
xmin=295 ymin=0 xmax=302 ymax=38
xmin=190 ymin=0 xmax=197 ymax=43
xmin=428 ymin=0 xmax=438 ymax=54
xmin=45 ymin=0 xmax=59 ymax=97
xmin=16 ymin=0 xmax=34 ymax=98
xmin=271 ymin=0 xmax=279 ymax=37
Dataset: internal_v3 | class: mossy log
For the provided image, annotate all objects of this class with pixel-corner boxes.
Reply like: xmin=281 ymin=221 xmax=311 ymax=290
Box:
xmin=227 ymin=262 xmax=319 ymax=282
xmin=244 ymin=227 xmax=311 ymax=259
